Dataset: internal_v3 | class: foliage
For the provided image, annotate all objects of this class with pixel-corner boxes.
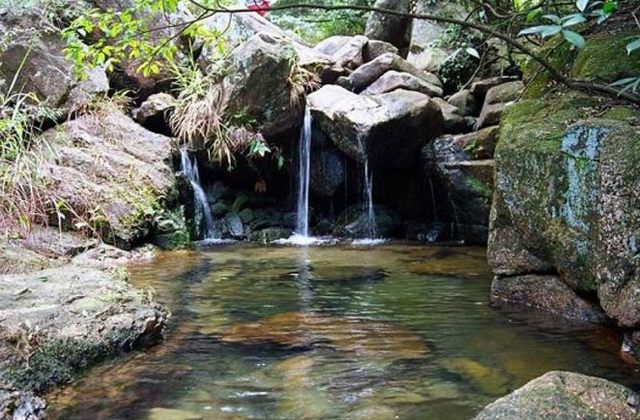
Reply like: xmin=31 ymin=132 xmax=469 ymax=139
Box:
xmin=271 ymin=0 xmax=375 ymax=43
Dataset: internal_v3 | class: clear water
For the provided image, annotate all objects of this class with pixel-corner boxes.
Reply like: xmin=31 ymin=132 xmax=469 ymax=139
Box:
xmin=47 ymin=244 xmax=640 ymax=420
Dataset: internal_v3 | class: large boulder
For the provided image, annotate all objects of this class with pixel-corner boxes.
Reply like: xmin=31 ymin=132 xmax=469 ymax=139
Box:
xmin=407 ymin=0 xmax=466 ymax=72
xmin=363 ymin=70 xmax=443 ymax=98
xmin=364 ymin=0 xmax=412 ymax=49
xmin=36 ymin=109 xmax=176 ymax=249
xmin=310 ymin=147 xmax=346 ymax=198
xmin=488 ymin=94 xmax=640 ymax=341
xmin=221 ymin=33 xmax=305 ymax=138
xmin=308 ymin=85 xmax=444 ymax=169
xmin=473 ymin=371 xmax=639 ymax=420
xmin=199 ymin=12 xmax=334 ymax=78
xmin=423 ymin=126 xmax=499 ymax=244
xmin=0 ymin=26 xmax=108 ymax=113
xmin=341 ymin=53 xmax=442 ymax=93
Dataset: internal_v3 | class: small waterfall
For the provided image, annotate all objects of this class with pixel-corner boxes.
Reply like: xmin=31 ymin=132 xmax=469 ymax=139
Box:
xmin=296 ymin=107 xmax=313 ymax=238
xmin=353 ymin=139 xmax=384 ymax=246
xmin=180 ymin=147 xmax=216 ymax=239
xmin=362 ymin=157 xmax=378 ymax=239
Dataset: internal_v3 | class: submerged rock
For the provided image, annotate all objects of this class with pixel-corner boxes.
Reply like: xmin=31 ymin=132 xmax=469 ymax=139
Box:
xmin=219 ymin=311 xmax=429 ymax=360
xmin=309 ymin=85 xmax=444 ymax=169
xmin=443 ymin=358 xmax=511 ymax=396
xmin=473 ymin=371 xmax=640 ymax=420
xmin=491 ymin=275 xmax=607 ymax=323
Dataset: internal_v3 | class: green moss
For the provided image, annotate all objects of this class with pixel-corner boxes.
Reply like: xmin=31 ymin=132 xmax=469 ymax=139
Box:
xmin=572 ymin=32 xmax=640 ymax=83
xmin=602 ymin=106 xmax=639 ymax=121
xmin=522 ymin=37 xmax=577 ymax=99
xmin=466 ymin=176 xmax=492 ymax=199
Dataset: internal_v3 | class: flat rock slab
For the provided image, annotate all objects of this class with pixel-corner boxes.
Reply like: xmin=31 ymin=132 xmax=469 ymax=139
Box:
xmin=473 ymin=371 xmax=640 ymax=420
xmin=0 ymin=260 xmax=168 ymax=417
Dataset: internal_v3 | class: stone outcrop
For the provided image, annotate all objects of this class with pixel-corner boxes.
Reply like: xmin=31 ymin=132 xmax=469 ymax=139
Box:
xmin=423 ymin=126 xmax=499 ymax=244
xmin=37 ymin=109 xmax=177 ymax=249
xmin=221 ymin=33 xmax=306 ymax=138
xmin=308 ymin=85 xmax=444 ymax=168
xmin=340 ymin=52 xmax=442 ymax=93
xmin=364 ymin=0 xmax=412 ymax=49
xmin=407 ymin=0 xmax=466 ymax=72
xmin=488 ymin=93 xmax=640 ymax=351
xmin=0 ymin=235 xmax=168 ymax=420
xmin=473 ymin=371 xmax=639 ymax=420
xmin=476 ymin=81 xmax=523 ymax=129
xmin=363 ymin=70 xmax=443 ymax=98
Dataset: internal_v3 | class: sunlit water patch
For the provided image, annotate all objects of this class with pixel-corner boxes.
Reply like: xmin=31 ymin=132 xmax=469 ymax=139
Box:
xmin=47 ymin=244 xmax=640 ymax=420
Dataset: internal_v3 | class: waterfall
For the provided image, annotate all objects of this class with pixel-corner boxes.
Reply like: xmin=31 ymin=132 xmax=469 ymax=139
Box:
xmin=296 ymin=107 xmax=312 ymax=238
xmin=362 ymin=156 xmax=378 ymax=239
xmin=180 ymin=147 xmax=216 ymax=239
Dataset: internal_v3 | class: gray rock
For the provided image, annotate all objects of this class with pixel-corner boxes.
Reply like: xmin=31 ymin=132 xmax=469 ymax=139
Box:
xmin=476 ymin=81 xmax=523 ymax=129
xmin=310 ymin=148 xmax=346 ymax=198
xmin=0 ymin=31 xmax=108 ymax=113
xmin=423 ymin=131 xmax=496 ymax=244
xmin=333 ymin=205 xmax=402 ymax=238
xmin=470 ymin=76 xmax=521 ymax=98
xmin=432 ymin=98 xmax=466 ymax=134
xmin=473 ymin=371 xmax=639 ymax=420
xmin=490 ymin=97 xmax=640 ymax=335
xmin=224 ymin=212 xmax=244 ymax=238
xmin=330 ymin=35 xmax=369 ymax=70
xmin=345 ymin=53 xmax=442 ymax=93
xmin=363 ymin=70 xmax=443 ymax=98
xmin=491 ymin=275 xmax=607 ymax=323
xmin=447 ymin=89 xmax=477 ymax=116
xmin=363 ymin=40 xmax=399 ymax=62
xmin=407 ymin=0 xmax=466 ymax=72
xmin=38 ymin=109 xmax=176 ymax=249
xmin=0 ymin=264 xmax=168 ymax=393
xmin=221 ymin=33 xmax=304 ymax=137
xmin=314 ymin=35 xmax=353 ymax=56
xmin=364 ymin=0 xmax=412 ymax=48
xmin=308 ymin=85 xmax=444 ymax=168
xmin=0 ymin=387 xmax=46 ymax=420
xmin=133 ymin=93 xmax=176 ymax=129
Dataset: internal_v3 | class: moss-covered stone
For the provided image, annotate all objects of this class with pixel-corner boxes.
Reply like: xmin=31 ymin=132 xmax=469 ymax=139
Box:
xmin=522 ymin=37 xmax=577 ymax=99
xmin=572 ymin=32 xmax=640 ymax=83
xmin=491 ymin=95 xmax=640 ymax=327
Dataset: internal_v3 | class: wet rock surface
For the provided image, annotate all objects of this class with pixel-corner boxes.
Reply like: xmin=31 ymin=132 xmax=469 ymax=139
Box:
xmin=473 ymin=371 xmax=640 ymax=420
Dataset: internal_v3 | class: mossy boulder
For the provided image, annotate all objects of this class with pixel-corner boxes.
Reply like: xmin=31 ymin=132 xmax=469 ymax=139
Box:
xmin=473 ymin=371 xmax=639 ymax=420
xmin=572 ymin=32 xmax=640 ymax=83
xmin=488 ymin=94 xmax=640 ymax=330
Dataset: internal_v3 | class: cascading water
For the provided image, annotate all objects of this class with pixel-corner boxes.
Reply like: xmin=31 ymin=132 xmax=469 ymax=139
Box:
xmin=362 ymin=157 xmax=378 ymax=239
xmin=353 ymin=139 xmax=384 ymax=246
xmin=180 ymin=147 xmax=216 ymax=239
xmin=296 ymin=107 xmax=313 ymax=238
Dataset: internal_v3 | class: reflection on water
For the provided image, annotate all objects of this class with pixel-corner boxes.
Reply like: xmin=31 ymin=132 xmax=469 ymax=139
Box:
xmin=47 ymin=244 xmax=640 ymax=420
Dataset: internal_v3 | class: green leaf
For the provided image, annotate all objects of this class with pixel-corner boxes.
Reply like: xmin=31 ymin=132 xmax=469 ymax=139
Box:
xmin=576 ymin=0 xmax=589 ymax=12
xmin=627 ymin=38 xmax=640 ymax=55
xmin=526 ymin=8 xmax=542 ymax=22
xmin=542 ymin=14 xmax=561 ymax=24
xmin=562 ymin=13 xmax=586 ymax=27
xmin=539 ymin=25 xmax=563 ymax=37
xmin=465 ymin=47 xmax=480 ymax=59
xmin=602 ymin=1 xmax=618 ymax=13
xmin=562 ymin=30 xmax=586 ymax=49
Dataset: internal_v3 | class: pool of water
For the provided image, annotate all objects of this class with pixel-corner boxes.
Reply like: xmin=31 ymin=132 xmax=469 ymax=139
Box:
xmin=48 ymin=243 xmax=640 ymax=420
